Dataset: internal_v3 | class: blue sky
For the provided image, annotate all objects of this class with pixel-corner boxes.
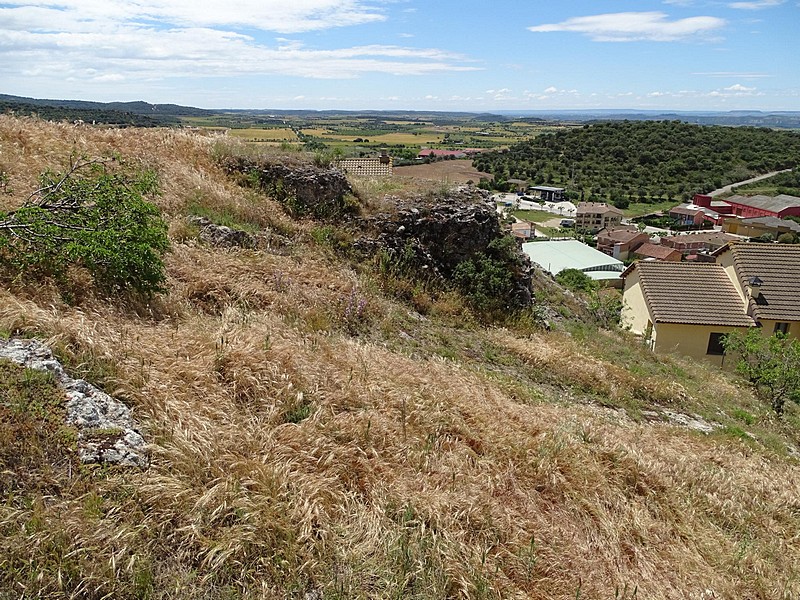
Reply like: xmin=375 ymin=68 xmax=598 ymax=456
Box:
xmin=1 ymin=0 xmax=797 ymax=111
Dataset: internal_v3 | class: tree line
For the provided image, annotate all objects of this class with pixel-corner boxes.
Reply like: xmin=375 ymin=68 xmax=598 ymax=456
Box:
xmin=473 ymin=120 xmax=800 ymax=206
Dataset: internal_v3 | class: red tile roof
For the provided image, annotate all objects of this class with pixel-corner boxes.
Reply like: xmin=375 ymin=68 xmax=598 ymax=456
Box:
xmin=634 ymin=243 xmax=681 ymax=260
xmin=626 ymin=261 xmax=755 ymax=327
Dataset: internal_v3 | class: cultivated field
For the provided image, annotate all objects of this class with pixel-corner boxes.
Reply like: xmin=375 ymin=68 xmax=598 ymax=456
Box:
xmin=225 ymin=127 xmax=299 ymax=142
xmin=393 ymin=159 xmax=492 ymax=184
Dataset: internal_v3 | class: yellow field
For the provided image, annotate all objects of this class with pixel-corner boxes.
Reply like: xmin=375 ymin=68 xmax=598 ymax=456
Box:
xmin=324 ymin=132 xmax=445 ymax=144
xmin=226 ymin=128 xmax=298 ymax=141
xmin=300 ymin=128 xmax=333 ymax=136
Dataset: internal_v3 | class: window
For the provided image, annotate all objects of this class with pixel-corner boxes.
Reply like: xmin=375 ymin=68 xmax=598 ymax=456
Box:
xmin=707 ymin=332 xmax=726 ymax=356
xmin=774 ymin=322 xmax=790 ymax=336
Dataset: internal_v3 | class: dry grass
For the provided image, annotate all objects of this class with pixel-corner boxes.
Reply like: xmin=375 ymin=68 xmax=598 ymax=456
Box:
xmin=1 ymin=115 xmax=800 ymax=599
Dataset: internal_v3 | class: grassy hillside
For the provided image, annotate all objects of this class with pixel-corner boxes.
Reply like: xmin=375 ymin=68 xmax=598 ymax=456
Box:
xmin=1 ymin=115 xmax=799 ymax=599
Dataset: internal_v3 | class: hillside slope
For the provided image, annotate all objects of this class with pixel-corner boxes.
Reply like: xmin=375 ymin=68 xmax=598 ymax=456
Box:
xmin=1 ymin=116 xmax=799 ymax=600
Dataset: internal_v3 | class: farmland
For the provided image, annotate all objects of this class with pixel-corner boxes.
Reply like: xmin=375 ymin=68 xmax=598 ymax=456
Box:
xmin=183 ymin=112 xmax=572 ymax=158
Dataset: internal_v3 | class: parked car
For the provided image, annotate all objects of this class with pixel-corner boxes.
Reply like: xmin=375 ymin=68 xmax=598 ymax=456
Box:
xmin=560 ymin=219 xmax=575 ymax=228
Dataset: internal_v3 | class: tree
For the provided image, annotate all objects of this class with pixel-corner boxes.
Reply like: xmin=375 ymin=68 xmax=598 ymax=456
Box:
xmin=555 ymin=268 xmax=597 ymax=293
xmin=0 ymin=158 xmax=169 ymax=295
xmin=723 ymin=329 xmax=800 ymax=416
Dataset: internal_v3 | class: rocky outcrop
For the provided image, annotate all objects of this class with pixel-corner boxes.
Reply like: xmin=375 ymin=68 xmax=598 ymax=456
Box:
xmin=0 ymin=338 xmax=148 ymax=468
xmin=190 ymin=216 xmax=255 ymax=248
xmin=358 ymin=196 xmax=532 ymax=309
xmin=189 ymin=216 xmax=293 ymax=253
xmin=220 ymin=156 xmax=354 ymax=220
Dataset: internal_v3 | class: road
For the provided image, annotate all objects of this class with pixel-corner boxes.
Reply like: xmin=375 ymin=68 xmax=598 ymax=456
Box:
xmin=707 ymin=168 xmax=792 ymax=197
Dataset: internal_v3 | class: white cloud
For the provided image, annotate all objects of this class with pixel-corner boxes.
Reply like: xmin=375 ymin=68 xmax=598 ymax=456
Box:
xmin=2 ymin=0 xmax=387 ymax=34
xmin=0 ymin=3 xmax=479 ymax=82
xmin=728 ymin=0 xmax=784 ymax=9
xmin=528 ymin=12 xmax=726 ymax=42
xmin=692 ymin=71 xmax=771 ymax=78
xmin=543 ymin=86 xmax=558 ymax=93
xmin=725 ymin=83 xmax=755 ymax=91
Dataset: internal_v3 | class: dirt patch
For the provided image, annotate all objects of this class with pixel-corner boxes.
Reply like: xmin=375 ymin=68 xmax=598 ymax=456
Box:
xmin=393 ymin=159 xmax=492 ymax=184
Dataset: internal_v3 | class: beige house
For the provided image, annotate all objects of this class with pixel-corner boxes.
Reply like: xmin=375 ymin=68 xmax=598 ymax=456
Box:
xmin=575 ymin=202 xmax=623 ymax=232
xmin=622 ymin=243 xmax=800 ymax=365
xmin=713 ymin=243 xmax=800 ymax=339
xmin=621 ymin=261 xmax=754 ymax=366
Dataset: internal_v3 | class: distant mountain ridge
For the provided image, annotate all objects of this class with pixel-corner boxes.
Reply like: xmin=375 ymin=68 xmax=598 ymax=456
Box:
xmin=2 ymin=93 xmax=799 ymax=128
xmin=0 ymin=94 xmax=213 ymax=117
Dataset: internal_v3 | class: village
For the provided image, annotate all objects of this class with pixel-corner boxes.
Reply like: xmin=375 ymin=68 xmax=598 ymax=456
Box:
xmin=492 ymin=184 xmax=800 ymax=365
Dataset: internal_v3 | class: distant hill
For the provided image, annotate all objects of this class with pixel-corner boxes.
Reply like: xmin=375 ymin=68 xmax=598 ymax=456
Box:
xmin=0 ymin=94 xmax=213 ymax=126
xmin=473 ymin=119 xmax=800 ymax=203
xmin=495 ymin=109 xmax=800 ymax=129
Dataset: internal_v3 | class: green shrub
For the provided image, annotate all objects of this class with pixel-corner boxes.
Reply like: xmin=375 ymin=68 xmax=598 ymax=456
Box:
xmin=0 ymin=159 xmax=169 ymax=295
xmin=555 ymin=268 xmax=597 ymax=293
xmin=453 ymin=236 xmax=523 ymax=316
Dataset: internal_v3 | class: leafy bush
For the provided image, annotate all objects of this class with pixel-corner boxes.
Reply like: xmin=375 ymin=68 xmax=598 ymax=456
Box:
xmin=453 ymin=236 xmax=524 ymax=316
xmin=723 ymin=329 xmax=800 ymax=416
xmin=0 ymin=159 xmax=169 ymax=295
xmin=555 ymin=268 xmax=597 ymax=293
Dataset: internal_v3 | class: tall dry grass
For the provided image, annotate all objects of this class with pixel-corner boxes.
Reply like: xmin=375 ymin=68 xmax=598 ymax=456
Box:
xmin=1 ymin=115 xmax=799 ymax=599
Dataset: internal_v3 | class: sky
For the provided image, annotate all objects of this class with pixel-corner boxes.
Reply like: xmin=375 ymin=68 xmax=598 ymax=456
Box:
xmin=1 ymin=0 xmax=798 ymax=112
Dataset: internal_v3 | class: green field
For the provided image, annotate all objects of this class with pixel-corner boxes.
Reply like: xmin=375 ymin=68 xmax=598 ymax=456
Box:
xmin=510 ymin=209 xmax=562 ymax=223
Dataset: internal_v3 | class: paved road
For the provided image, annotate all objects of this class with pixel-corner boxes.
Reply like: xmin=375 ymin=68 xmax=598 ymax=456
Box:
xmin=707 ymin=168 xmax=792 ymax=197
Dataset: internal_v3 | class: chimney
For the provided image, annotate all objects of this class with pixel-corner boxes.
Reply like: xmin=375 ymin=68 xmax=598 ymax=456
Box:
xmin=748 ymin=276 xmax=763 ymax=299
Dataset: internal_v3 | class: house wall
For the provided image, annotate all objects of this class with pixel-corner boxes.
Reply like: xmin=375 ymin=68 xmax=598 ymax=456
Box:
xmin=653 ymin=323 xmax=748 ymax=367
xmin=621 ymin=271 xmax=652 ymax=336
xmin=755 ymin=319 xmax=799 ymax=340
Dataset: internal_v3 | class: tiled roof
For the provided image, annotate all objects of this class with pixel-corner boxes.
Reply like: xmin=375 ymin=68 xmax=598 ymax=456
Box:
xmin=629 ymin=261 xmax=754 ymax=327
xmin=634 ymin=243 xmax=680 ymax=260
xmin=725 ymin=194 xmax=800 ymax=213
xmin=577 ymin=202 xmax=624 ymax=216
xmin=662 ymin=232 xmax=739 ymax=245
xmin=726 ymin=243 xmax=800 ymax=322
xmin=739 ymin=216 xmax=800 ymax=233
xmin=669 ymin=205 xmax=702 ymax=217
xmin=599 ymin=228 xmax=645 ymax=243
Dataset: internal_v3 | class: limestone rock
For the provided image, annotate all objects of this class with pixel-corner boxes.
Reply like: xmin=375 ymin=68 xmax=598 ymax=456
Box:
xmin=0 ymin=338 xmax=149 ymax=468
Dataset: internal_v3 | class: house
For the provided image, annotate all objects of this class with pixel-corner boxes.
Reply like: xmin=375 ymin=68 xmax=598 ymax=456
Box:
xmin=713 ymin=242 xmax=800 ymax=339
xmin=522 ymin=239 xmax=625 ymax=286
xmin=596 ymin=226 xmax=650 ymax=260
xmin=721 ymin=194 xmax=800 ymax=219
xmin=668 ymin=202 xmax=721 ymax=227
xmin=622 ymin=243 xmax=800 ymax=364
xmin=510 ymin=221 xmax=533 ymax=240
xmin=668 ymin=205 xmax=705 ymax=227
xmin=633 ymin=243 xmax=682 ymax=262
xmin=529 ymin=186 xmax=565 ymax=203
xmin=722 ymin=215 xmax=800 ymax=239
xmin=621 ymin=261 xmax=755 ymax=366
xmin=660 ymin=232 xmax=740 ymax=256
xmin=575 ymin=202 xmax=624 ymax=232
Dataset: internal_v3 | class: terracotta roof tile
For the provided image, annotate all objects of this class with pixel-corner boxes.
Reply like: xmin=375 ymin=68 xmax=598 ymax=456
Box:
xmin=727 ymin=243 xmax=800 ymax=322
xmin=632 ymin=261 xmax=754 ymax=327
xmin=634 ymin=243 xmax=681 ymax=260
